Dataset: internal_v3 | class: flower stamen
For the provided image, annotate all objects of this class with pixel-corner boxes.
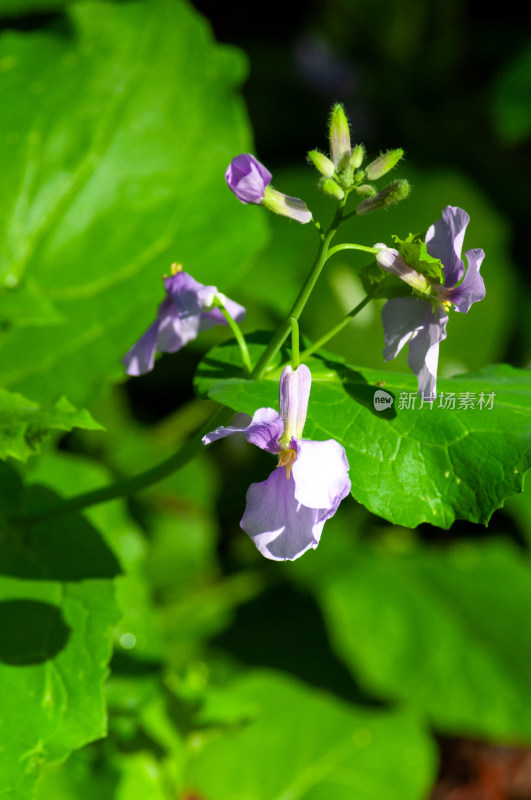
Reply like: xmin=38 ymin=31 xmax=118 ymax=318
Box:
xmin=277 ymin=448 xmax=296 ymax=479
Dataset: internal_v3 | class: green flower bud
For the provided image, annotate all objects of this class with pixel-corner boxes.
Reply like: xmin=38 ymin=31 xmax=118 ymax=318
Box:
xmin=365 ymin=148 xmax=404 ymax=181
xmin=356 ymin=179 xmax=410 ymax=215
xmin=329 ymin=103 xmax=351 ymax=169
xmin=349 ymin=144 xmax=365 ymax=170
xmin=356 ymin=184 xmax=376 ymax=198
xmin=307 ymin=149 xmax=336 ymax=178
xmin=320 ymin=177 xmax=345 ymax=200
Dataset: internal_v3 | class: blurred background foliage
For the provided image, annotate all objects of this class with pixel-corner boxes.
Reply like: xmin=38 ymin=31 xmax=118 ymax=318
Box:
xmin=0 ymin=0 xmax=530 ymax=798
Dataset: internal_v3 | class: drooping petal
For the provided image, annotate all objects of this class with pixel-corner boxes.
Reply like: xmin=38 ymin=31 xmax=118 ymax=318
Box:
xmin=240 ymin=467 xmax=325 ymax=561
xmin=291 ymin=439 xmax=351 ymax=513
xmin=425 ymin=206 xmax=469 ymax=287
xmin=225 ymin=154 xmax=272 ymax=204
xmin=381 ymin=297 xmax=429 ymax=361
xmin=279 ymin=364 xmax=311 ymax=443
xmin=447 ymin=248 xmax=486 ymax=313
xmin=122 ymin=320 xmax=160 ymax=376
xmin=202 ymin=407 xmax=283 ymax=454
xmin=406 ymin=304 xmax=448 ymax=399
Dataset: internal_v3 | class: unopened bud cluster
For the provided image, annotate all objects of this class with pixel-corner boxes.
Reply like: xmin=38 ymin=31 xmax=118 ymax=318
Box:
xmin=307 ymin=103 xmax=409 ymax=213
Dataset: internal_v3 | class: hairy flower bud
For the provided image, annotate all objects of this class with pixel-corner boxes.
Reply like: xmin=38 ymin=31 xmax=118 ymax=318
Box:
xmin=307 ymin=149 xmax=336 ymax=178
xmin=329 ymin=103 xmax=351 ymax=169
xmin=356 ymin=179 xmax=410 ymax=215
xmin=349 ymin=144 xmax=365 ymax=170
xmin=365 ymin=149 xmax=404 ymax=181
xmin=320 ymin=177 xmax=345 ymax=200
xmin=356 ymin=184 xmax=376 ymax=198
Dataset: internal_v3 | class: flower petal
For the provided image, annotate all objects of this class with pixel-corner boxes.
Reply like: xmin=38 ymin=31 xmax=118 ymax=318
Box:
xmin=447 ymin=248 xmax=486 ymax=313
xmin=381 ymin=297 xmax=429 ymax=361
xmin=279 ymin=364 xmax=311 ymax=441
xmin=202 ymin=407 xmax=283 ymax=454
xmin=407 ymin=304 xmax=448 ymax=399
xmin=425 ymin=206 xmax=469 ymax=287
xmin=225 ymin=154 xmax=272 ymax=204
xmin=291 ymin=439 xmax=351 ymax=513
xmin=122 ymin=320 xmax=159 ymax=376
xmin=240 ymin=467 xmax=325 ymax=561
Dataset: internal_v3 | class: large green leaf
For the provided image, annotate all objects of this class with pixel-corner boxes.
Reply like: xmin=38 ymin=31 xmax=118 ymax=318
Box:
xmin=0 ymin=456 xmax=126 ymax=797
xmin=0 ymin=388 xmax=102 ymax=462
xmin=0 ymin=0 xmax=268 ymax=405
xmin=293 ymin=538 xmax=531 ymax=742
xmin=195 ymin=337 xmax=531 ymax=528
xmin=0 ymin=575 xmax=119 ymax=799
xmin=185 ymin=670 xmax=436 ymax=800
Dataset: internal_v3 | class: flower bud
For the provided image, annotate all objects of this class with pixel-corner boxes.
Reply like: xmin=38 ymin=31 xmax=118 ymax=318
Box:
xmin=262 ymin=185 xmax=312 ymax=224
xmin=319 ymin=177 xmax=345 ymax=200
xmin=349 ymin=144 xmax=365 ymax=170
xmin=365 ymin=148 xmax=404 ymax=181
xmin=356 ymin=184 xmax=376 ymax=198
xmin=356 ymin=179 xmax=410 ymax=215
xmin=225 ymin=154 xmax=272 ymax=204
xmin=329 ymin=103 xmax=351 ymax=169
xmin=307 ymin=149 xmax=336 ymax=178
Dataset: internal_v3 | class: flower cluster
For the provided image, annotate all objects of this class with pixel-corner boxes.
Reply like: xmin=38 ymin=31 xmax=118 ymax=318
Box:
xmin=203 ymin=365 xmax=351 ymax=561
xmin=375 ymin=206 xmax=485 ymax=398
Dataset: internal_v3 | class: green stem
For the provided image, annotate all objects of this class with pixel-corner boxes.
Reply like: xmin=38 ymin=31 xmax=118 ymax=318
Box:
xmin=290 ymin=318 xmax=299 ymax=370
xmin=251 ymin=199 xmax=347 ymax=379
xmin=299 ymin=295 xmax=372 ymax=360
xmin=10 ymin=405 xmax=233 ymax=524
xmin=215 ymin=298 xmax=251 ymax=374
xmin=326 ymin=243 xmax=378 ymax=259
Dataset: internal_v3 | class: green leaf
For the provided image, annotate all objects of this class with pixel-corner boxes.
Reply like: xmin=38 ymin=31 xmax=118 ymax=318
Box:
xmin=0 ymin=0 xmax=268 ymax=405
xmin=195 ymin=337 xmax=531 ymax=528
xmin=302 ymin=539 xmax=531 ymax=742
xmin=0 ymin=388 xmax=103 ymax=462
xmin=185 ymin=671 xmax=436 ymax=800
xmin=391 ymin=232 xmax=444 ymax=284
xmin=0 ymin=576 xmax=119 ymax=798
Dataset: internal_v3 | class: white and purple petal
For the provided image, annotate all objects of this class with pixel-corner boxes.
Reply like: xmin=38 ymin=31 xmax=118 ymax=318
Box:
xmin=291 ymin=439 xmax=351 ymax=513
xmin=122 ymin=320 xmax=160 ymax=376
xmin=446 ymin=248 xmax=486 ymax=313
xmin=202 ymin=407 xmax=283 ymax=454
xmin=406 ymin=304 xmax=448 ymax=399
xmin=279 ymin=364 xmax=312 ymax=441
xmin=240 ymin=467 xmax=325 ymax=561
xmin=381 ymin=297 xmax=429 ymax=361
xmin=425 ymin=206 xmax=469 ymax=287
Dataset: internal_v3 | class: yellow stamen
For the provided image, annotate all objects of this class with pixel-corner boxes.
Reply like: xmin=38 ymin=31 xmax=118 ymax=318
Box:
xmin=277 ymin=448 xmax=296 ymax=479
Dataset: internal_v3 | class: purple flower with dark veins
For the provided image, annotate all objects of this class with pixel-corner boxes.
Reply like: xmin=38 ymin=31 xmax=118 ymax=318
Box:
xmin=203 ymin=364 xmax=351 ymax=561
xmin=122 ymin=265 xmax=246 ymax=376
xmin=375 ymin=206 xmax=486 ymax=398
xmin=226 ymin=154 xmax=312 ymax=224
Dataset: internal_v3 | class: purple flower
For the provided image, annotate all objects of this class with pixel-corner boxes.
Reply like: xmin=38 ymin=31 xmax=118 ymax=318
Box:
xmin=375 ymin=206 xmax=486 ymax=398
xmin=122 ymin=266 xmax=246 ymax=376
xmin=203 ymin=365 xmax=351 ymax=561
xmin=225 ymin=154 xmax=312 ymax=224
xmin=225 ymin=154 xmax=272 ymax=204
